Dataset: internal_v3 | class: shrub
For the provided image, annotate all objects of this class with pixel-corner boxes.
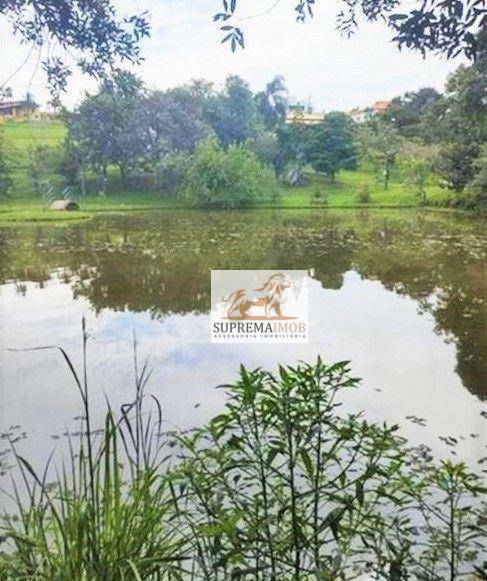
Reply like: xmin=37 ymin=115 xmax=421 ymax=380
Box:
xmin=155 ymin=152 xmax=187 ymax=195
xmin=436 ymin=142 xmax=479 ymax=192
xmin=356 ymin=185 xmax=372 ymax=203
xmin=283 ymin=165 xmax=307 ymax=187
xmin=359 ymin=121 xmax=399 ymax=190
xmin=180 ymin=139 xmax=278 ymax=209
xmin=170 ymin=359 xmax=486 ymax=579
xmin=27 ymin=144 xmax=61 ymax=196
xmin=0 ymin=130 xmax=12 ymax=197
xmin=462 ymin=146 xmax=487 ymax=209
xmin=171 ymin=359 xmax=403 ymax=578
xmin=247 ymin=130 xmax=279 ymax=175
xmin=310 ymin=188 xmax=329 ymax=205
xmin=402 ymin=155 xmax=433 ymax=204
xmin=57 ymin=135 xmax=88 ymax=195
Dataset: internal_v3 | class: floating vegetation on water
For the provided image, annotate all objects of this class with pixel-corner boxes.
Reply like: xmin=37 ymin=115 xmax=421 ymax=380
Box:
xmin=0 ymin=327 xmax=486 ymax=579
xmin=1 ymin=210 xmax=485 ymax=399
xmin=405 ymin=414 xmax=427 ymax=426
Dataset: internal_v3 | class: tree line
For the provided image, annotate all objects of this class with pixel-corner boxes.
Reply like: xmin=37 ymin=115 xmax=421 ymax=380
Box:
xmin=1 ymin=28 xmax=485 ymax=210
xmin=375 ymin=27 xmax=486 ymax=208
xmin=6 ymin=72 xmax=362 ymax=208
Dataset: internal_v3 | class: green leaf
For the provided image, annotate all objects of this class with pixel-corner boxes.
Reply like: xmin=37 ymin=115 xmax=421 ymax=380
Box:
xmin=355 ymin=480 xmax=364 ymax=505
xmin=300 ymin=449 xmax=314 ymax=478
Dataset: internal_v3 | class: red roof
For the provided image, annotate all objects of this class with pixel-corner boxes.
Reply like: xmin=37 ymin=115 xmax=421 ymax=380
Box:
xmin=372 ymin=101 xmax=391 ymax=113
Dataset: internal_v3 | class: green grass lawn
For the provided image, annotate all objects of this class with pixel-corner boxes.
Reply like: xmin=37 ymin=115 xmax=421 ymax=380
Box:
xmin=3 ymin=119 xmax=66 ymax=147
xmin=3 ymin=120 xmax=67 ymax=199
xmin=0 ymin=192 xmax=179 ymax=222
xmin=0 ymin=120 xmax=451 ymax=223
xmin=277 ymin=169 xmax=422 ymax=208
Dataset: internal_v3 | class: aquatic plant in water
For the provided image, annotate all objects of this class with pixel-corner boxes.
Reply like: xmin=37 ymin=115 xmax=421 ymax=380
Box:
xmin=0 ymin=324 xmax=485 ymax=579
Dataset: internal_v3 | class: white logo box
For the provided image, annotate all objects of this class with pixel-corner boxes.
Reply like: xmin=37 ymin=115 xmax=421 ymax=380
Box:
xmin=211 ymin=270 xmax=309 ymax=344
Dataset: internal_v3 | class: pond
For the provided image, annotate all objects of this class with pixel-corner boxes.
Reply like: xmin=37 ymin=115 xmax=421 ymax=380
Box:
xmin=0 ymin=209 xmax=486 ymax=475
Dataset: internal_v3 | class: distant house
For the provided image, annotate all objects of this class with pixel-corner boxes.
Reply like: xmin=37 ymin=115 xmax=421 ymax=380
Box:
xmin=285 ymin=110 xmax=325 ymax=125
xmin=348 ymin=100 xmax=392 ymax=123
xmin=371 ymin=100 xmax=392 ymax=115
xmin=349 ymin=108 xmax=370 ymax=124
xmin=285 ymin=99 xmax=325 ymax=126
xmin=0 ymin=99 xmax=39 ymax=121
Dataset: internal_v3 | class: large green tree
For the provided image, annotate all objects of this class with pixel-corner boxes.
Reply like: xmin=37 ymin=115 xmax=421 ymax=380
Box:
xmin=68 ymin=72 xmax=145 ymax=183
xmin=275 ymin=122 xmax=309 ymax=172
xmin=359 ymin=120 xmax=401 ymax=189
xmin=254 ymin=75 xmax=288 ymax=130
xmin=304 ymin=112 xmax=358 ymax=180
xmin=133 ymin=90 xmax=210 ymax=162
xmin=67 ymin=74 xmax=212 ymax=184
xmin=417 ymin=28 xmax=487 ymax=147
xmin=386 ymin=87 xmax=441 ymax=138
xmin=433 ymin=28 xmax=487 ymax=200
xmin=436 ymin=143 xmax=480 ymax=192
xmin=205 ymin=75 xmax=261 ymax=146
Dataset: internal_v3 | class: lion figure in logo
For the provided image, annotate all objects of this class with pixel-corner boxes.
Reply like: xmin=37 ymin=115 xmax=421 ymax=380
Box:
xmin=222 ymin=273 xmax=292 ymax=320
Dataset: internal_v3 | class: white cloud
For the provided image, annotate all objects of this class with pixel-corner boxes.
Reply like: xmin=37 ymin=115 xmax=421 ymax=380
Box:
xmin=0 ymin=0 xmax=464 ymax=110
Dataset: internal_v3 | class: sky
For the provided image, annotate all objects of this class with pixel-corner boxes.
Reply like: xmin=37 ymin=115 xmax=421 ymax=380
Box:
xmin=0 ymin=0 xmax=465 ymax=112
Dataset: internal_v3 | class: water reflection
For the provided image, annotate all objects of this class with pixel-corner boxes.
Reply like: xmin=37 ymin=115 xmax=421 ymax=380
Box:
xmin=1 ymin=210 xmax=485 ymax=399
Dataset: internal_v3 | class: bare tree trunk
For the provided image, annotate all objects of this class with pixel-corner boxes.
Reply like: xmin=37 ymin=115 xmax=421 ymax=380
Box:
xmin=119 ymin=164 xmax=126 ymax=186
xmin=80 ymin=169 xmax=86 ymax=197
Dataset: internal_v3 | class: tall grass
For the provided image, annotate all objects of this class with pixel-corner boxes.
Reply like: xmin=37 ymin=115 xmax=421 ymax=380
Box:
xmin=1 ymin=320 xmax=184 ymax=579
xmin=0 ymin=324 xmax=485 ymax=579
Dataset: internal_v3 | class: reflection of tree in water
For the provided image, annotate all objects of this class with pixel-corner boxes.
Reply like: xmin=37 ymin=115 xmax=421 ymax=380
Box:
xmin=0 ymin=225 xmax=51 ymax=290
xmin=0 ymin=211 xmax=485 ymax=398
xmin=356 ymin=222 xmax=487 ymax=400
xmin=270 ymin=223 xmax=358 ymax=289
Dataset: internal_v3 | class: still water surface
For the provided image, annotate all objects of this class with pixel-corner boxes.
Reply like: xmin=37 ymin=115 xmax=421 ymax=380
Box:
xmin=0 ymin=209 xmax=486 ymax=472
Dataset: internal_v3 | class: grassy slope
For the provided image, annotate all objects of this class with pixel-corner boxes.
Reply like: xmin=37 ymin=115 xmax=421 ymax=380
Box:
xmin=3 ymin=120 xmax=66 ymax=201
xmin=0 ymin=120 xmax=448 ymax=223
xmin=3 ymin=120 xmax=65 ymax=146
